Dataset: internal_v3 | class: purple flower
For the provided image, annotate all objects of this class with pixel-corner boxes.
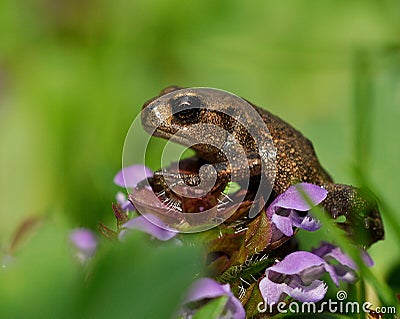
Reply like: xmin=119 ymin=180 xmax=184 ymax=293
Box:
xmin=114 ymin=164 xmax=153 ymax=188
xmin=266 ymin=183 xmax=327 ymax=237
xmin=118 ymin=215 xmax=177 ymax=241
xmin=259 ymin=251 xmax=336 ymax=304
xmin=312 ymin=242 xmax=374 ymax=284
xmin=182 ymin=278 xmax=245 ymax=319
xmin=259 ymin=243 xmax=374 ymax=305
xmin=70 ymin=228 xmax=98 ymax=262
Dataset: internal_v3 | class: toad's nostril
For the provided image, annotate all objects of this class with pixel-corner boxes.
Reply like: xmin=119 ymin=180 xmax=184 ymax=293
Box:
xmin=141 ymin=102 xmax=165 ymax=134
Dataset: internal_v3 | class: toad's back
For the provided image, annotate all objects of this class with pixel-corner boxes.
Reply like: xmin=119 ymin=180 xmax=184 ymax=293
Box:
xmin=251 ymin=103 xmax=334 ymax=195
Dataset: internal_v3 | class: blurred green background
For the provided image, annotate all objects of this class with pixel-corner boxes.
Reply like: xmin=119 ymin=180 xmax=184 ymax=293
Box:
xmin=1 ymin=0 xmax=399 ymax=316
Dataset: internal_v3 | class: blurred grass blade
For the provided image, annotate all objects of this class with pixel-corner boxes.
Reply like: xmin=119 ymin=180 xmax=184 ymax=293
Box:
xmin=353 ymin=49 xmax=373 ymax=175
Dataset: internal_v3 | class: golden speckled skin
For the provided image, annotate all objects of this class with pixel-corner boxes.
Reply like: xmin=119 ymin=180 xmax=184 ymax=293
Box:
xmin=250 ymin=102 xmax=333 ymax=193
xmin=142 ymin=86 xmax=384 ymax=247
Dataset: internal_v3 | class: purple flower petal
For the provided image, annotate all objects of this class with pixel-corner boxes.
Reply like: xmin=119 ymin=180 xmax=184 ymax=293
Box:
xmin=185 ymin=278 xmax=228 ymax=303
xmin=266 ymin=183 xmax=327 ymax=217
xmin=264 ymin=250 xmax=339 ymax=289
xmin=116 ymin=192 xmax=136 ymax=211
xmin=313 ymin=242 xmax=374 ymax=269
xmin=312 ymin=242 xmax=374 ymax=284
xmin=225 ymin=292 xmax=246 ymax=319
xmin=70 ymin=228 xmax=97 ymax=252
xmin=120 ymin=215 xmax=177 ymax=241
xmin=332 ymin=264 xmax=358 ymax=283
xmin=259 ymin=274 xmax=287 ymax=304
xmin=260 ymin=270 xmax=328 ymax=304
xmin=286 ymin=279 xmax=327 ymax=303
xmin=185 ymin=278 xmax=245 ymax=319
xmin=361 ymin=250 xmax=374 ymax=267
xmin=271 ymin=214 xmax=294 ymax=236
xmin=114 ymin=165 xmax=153 ymax=188
xmin=291 ymin=212 xmax=321 ymax=231
xmin=312 ymin=242 xmax=356 ymax=270
xmin=70 ymin=228 xmax=98 ymax=261
xmin=268 ymin=251 xmax=327 ymax=275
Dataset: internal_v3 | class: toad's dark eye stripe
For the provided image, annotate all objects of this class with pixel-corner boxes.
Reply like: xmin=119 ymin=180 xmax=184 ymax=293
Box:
xmin=170 ymin=95 xmax=202 ymax=123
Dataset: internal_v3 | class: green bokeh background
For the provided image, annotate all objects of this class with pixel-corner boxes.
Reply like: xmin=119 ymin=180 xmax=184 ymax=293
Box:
xmin=1 ymin=0 xmax=399 ymax=317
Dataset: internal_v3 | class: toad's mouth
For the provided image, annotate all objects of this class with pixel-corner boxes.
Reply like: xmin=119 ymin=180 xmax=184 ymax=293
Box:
xmin=145 ymin=125 xmax=194 ymax=147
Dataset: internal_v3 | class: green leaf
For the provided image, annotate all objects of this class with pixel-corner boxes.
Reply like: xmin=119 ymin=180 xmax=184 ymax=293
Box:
xmin=244 ymin=210 xmax=272 ymax=256
xmin=207 ymin=232 xmax=245 ymax=275
xmin=242 ymin=282 xmax=264 ymax=318
xmin=76 ymin=232 xmax=202 ymax=319
xmin=224 ymin=182 xmax=241 ymax=195
xmin=192 ymin=296 xmax=229 ymax=319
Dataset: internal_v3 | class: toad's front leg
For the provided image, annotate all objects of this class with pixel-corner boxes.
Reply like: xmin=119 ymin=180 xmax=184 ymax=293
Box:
xmin=152 ymin=162 xmax=230 ymax=194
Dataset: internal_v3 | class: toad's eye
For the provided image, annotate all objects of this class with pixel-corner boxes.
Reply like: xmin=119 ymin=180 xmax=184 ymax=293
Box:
xmin=170 ymin=95 xmax=202 ymax=123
